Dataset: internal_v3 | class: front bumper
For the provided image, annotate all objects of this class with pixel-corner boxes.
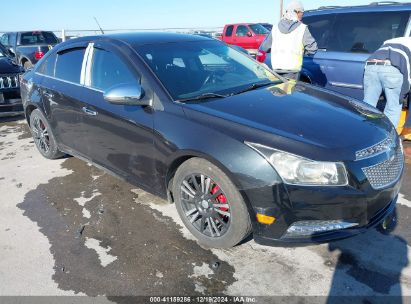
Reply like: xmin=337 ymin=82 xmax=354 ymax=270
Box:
xmin=0 ymin=90 xmax=23 ymax=117
xmin=253 ymin=196 xmax=397 ymax=246
xmin=244 ymin=171 xmax=402 ymax=246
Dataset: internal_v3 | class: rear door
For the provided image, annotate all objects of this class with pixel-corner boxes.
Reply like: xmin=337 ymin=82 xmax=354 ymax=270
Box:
xmin=80 ymin=42 xmax=155 ymax=188
xmin=39 ymin=44 xmax=90 ymax=155
xmin=303 ymin=10 xmax=411 ymax=100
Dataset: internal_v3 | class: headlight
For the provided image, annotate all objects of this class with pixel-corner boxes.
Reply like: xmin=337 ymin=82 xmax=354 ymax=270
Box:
xmin=245 ymin=142 xmax=348 ymax=186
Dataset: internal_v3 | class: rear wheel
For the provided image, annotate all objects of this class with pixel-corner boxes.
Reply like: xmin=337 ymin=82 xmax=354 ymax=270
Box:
xmin=29 ymin=109 xmax=64 ymax=159
xmin=173 ymin=158 xmax=251 ymax=248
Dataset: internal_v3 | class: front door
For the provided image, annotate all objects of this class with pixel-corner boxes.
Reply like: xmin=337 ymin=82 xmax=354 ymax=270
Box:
xmin=80 ymin=43 xmax=155 ymax=189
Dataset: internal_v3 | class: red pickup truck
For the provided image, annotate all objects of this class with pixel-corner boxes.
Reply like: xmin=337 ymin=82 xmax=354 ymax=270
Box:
xmin=220 ymin=23 xmax=269 ymax=54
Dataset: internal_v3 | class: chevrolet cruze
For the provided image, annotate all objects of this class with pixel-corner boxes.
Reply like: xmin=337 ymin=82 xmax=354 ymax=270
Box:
xmin=20 ymin=33 xmax=404 ymax=248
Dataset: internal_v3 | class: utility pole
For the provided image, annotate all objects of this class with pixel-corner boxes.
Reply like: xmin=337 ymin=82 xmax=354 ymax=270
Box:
xmin=280 ymin=0 xmax=284 ymax=18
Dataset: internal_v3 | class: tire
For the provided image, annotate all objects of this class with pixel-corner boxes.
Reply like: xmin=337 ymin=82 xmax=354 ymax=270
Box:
xmin=29 ymin=109 xmax=64 ymax=159
xmin=173 ymin=157 xmax=252 ymax=248
xmin=23 ymin=61 xmax=33 ymax=70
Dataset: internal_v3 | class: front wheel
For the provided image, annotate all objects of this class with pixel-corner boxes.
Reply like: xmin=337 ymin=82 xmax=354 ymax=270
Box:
xmin=29 ymin=109 xmax=64 ymax=159
xmin=173 ymin=158 xmax=252 ymax=248
xmin=23 ymin=61 xmax=33 ymax=70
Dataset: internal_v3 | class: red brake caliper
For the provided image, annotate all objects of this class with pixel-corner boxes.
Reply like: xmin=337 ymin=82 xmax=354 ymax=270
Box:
xmin=210 ymin=185 xmax=229 ymax=212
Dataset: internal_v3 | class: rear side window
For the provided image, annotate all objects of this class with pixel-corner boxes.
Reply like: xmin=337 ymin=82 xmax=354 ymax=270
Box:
xmin=303 ymin=14 xmax=336 ymax=49
xmin=55 ymin=48 xmax=85 ymax=83
xmin=19 ymin=31 xmax=59 ymax=45
xmin=225 ymin=25 xmax=234 ymax=37
xmin=38 ymin=53 xmax=57 ymax=77
xmin=327 ymin=11 xmax=410 ymax=53
xmin=236 ymin=25 xmax=249 ymax=37
xmin=249 ymin=24 xmax=269 ymax=35
xmin=90 ymin=48 xmax=136 ymax=91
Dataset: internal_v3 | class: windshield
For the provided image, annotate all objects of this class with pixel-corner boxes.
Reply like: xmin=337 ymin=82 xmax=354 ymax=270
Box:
xmin=249 ymin=24 xmax=269 ymax=35
xmin=19 ymin=31 xmax=59 ymax=45
xmin=136 ymin=40 xmax=280 ymax=100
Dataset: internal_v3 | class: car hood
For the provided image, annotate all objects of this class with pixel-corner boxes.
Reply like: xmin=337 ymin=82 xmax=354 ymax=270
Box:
xmin=0 ymin=57 xmax=23 ymax=74
xmin=182 ymin=82 xmax=394 ymax=161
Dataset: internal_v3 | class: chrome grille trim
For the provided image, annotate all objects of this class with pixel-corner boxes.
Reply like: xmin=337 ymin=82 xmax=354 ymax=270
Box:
xmin=356 ymin=131 xmax=396 ymax=160
xmin=362 ymin=144 xmax=404 ymax=190
xmin=0 ymin=74 xmax=20 ymax=89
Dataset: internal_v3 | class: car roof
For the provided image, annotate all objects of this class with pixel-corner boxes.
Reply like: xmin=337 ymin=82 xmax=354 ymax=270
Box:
xmin=305 ymin=2 xmax=411 ymax=16
xmin=58 ymin=32 xmax=213 ymax=48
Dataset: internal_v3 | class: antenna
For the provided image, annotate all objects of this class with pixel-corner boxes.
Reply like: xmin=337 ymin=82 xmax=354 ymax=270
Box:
xmin=93 ymin=17 xmax=105 ymax=34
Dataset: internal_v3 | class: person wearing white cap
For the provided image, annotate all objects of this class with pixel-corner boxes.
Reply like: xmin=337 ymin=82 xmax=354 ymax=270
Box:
xmin=260 ymin=0 xmax=318 ymax=80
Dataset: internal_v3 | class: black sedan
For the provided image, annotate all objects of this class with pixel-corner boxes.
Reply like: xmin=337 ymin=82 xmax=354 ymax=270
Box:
xmin=20 ymin=33 xmax=403 ymax=248
xmin=0 ymin=42 xmax=24 ymax=117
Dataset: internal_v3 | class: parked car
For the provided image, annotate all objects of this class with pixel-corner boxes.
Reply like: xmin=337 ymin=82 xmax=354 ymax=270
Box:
xmin=257 ymin=2 xmax=411 ymax=133
xmin=0 ymin=31 xmax=59 ymax=69
xmin=0 ymin=42 xmax=24 ymax=117
xmin=21 ymin=33 xmax=403 ymax=248
xmin=257 ymin=2 xmax=411 ymax=100
xmin=220 ymin=23 xmax=269 ymax=54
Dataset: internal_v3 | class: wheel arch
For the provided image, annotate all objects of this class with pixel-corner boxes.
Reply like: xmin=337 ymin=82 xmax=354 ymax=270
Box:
xmin=25 ymin=104 xmax=38 ymax=126
xmin=165 ymin=150 xmax=246 ymax=204
xmin=164 ymin=150 xmax=258 ymax=230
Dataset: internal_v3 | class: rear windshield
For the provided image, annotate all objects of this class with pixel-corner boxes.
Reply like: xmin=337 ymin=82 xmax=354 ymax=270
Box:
xmin=19 ymin=32 xmax=58 ymax=45
xmin=249 ymin=24 xmax=269 ymax=35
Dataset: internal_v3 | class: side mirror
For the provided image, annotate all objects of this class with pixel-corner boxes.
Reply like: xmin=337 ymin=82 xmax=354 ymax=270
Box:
xmin=104 ymin=83 xmax=152 ymax=106
xmin=247 ymin=31 xmax=253 ymax=37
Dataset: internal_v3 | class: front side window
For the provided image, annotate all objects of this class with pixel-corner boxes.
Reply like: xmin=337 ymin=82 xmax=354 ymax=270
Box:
xmin=326 ymin=11 xmax=410 ymax=53
xmin=90 ymin=48 xmax=137 ymax=91
xmin=19 ymin=31 xmax=59 ymax=45
xmin=136 ymin=40 xmax=280 ymax=100
xmin=303 ymin=14 xmax=336 ymax=49
xmin=55 ymin=48 xmax=85 ymax=83
xmin=236 ymin=25 xmax=250 ymax=37
xmin=249 ymin=24 xmax=269 ymax=35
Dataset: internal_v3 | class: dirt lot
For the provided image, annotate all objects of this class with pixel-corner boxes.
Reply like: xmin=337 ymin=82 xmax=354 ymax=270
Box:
xmin=1 ymin=117 xmax=411 ymax=303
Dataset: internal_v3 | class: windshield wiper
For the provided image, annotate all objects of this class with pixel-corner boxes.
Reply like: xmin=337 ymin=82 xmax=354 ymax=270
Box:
xmin=175 ymin=92 xmax=229 ymax=103
xmin=231 ymin=81 xmax=278 ymax=96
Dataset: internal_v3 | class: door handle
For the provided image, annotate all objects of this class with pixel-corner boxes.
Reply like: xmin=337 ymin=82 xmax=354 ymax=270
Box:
xmin=82 ymin=107 xmax=98 ymax=116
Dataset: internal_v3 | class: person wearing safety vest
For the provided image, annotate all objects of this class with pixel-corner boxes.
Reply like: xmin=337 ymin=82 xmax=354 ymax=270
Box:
xmin=260 ymin=0 xmax=317 ymax=79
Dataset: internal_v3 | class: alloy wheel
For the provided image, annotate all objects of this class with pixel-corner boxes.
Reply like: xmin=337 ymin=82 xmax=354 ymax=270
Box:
xmin=31 ymin=116 xmax=50 ymax=154
xmin=180 ymin=174 xmax=231 ymax=237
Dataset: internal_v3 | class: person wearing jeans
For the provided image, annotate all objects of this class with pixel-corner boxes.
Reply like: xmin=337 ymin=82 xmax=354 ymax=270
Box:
xmin=363 ymin=37 xmax=411 ymax=129
xmin=363 ymin=64 xmax=403 ymax=127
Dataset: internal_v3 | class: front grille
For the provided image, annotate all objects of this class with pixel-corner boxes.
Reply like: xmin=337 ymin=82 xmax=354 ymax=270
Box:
xmin=362 ymin=144 xmax=404 ymax=189
xmin=0 ymin=74 xmax=20 ymax=89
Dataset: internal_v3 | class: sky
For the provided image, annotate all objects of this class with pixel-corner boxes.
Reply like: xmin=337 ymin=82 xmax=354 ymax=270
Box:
xmin=1 ymin=0 xmax=411 ymax=35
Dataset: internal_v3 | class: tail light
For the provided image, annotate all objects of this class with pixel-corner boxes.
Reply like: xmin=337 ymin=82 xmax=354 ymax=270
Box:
xmin=256 ymin=50 xmax=266 ymax=63
xmin=34 ymin=51 xmax=44 ymax=60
